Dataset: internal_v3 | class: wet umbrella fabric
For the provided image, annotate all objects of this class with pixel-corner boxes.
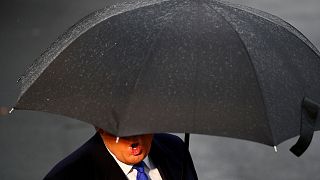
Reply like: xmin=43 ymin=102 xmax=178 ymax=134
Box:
xmin=14 ymin=0 xmax=320 ymax=155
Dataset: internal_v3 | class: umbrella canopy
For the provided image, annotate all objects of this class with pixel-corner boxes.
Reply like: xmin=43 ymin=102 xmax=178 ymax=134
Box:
xmin=14 ymin=0 xmax=320 ymax=155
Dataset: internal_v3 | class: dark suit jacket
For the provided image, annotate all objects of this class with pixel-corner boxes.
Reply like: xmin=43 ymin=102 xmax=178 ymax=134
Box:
xmin=44 ymin=133 xmax=198 ymax=180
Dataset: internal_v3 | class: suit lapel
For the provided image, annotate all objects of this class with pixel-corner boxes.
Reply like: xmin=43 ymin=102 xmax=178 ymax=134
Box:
xmin=150 ymin=135 xmax=183 ymax=180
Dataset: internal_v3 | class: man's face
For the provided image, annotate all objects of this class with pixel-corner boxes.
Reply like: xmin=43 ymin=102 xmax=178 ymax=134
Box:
xmin=100 ymin=131 xmax=153 ymax=165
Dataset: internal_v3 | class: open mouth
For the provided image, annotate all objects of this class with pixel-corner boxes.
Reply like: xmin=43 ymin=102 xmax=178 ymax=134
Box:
xmin=130 ymin=143 xmax=142 ymax=156
xmin=131 ymin=143 xmax=139 ymax=148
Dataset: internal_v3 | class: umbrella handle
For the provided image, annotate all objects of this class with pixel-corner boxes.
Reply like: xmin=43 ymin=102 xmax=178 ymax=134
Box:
xmin=184 ymin=133 xmax=190 ymax=149
xmin=290 ymin=97 xmax=319 ymax=157
xmin=182 ymin=133 xmax=191 ymax=180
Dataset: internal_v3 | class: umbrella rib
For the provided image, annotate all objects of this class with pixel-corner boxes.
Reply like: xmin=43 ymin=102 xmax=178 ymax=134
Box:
xmin=130 ymin=2 xmax=185 ymax=92
xmin=204 ymin=1 xmax=276 ymax=145
xmin=124 ymin=0 xmax=186 ymax=130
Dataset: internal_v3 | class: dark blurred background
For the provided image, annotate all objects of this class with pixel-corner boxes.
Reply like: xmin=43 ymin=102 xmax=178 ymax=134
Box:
xmin=0 ymin=0 xmax=320 ymax=179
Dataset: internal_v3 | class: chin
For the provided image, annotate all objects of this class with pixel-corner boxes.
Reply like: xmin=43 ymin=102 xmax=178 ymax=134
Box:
xmin=126 ymin=155 xmax=145 ymax=165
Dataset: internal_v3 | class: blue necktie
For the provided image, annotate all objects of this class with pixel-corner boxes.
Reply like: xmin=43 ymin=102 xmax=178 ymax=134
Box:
xmin=133 ymin=162 xmax=148 ymax=180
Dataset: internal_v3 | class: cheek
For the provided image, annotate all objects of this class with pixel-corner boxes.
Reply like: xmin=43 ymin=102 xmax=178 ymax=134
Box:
xmin=119 ymin=145 xmax=131 ymax=155
xmin=143 ymin=135 xmax=153 ymax=148
xmin=143 ymin=141 xmax=152 ymax=150
xmin=116 ymin=147 xmax=133 ymax=162
xmin=111 ymin=143 xmax=130 ymax=156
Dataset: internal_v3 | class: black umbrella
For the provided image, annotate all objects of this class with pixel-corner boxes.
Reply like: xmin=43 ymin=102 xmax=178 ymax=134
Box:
xmin=12 ymin=0 xmax=320 ymax=156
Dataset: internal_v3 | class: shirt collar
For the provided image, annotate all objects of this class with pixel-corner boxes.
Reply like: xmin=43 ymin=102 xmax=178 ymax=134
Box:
xmin=143 ymin=156 xmax=154 ymax=170
xmin=106 ymin=146 xmax=152 ymax=175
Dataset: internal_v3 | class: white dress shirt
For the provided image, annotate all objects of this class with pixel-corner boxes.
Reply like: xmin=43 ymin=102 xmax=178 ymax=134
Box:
xmin=106 ymin=147 xmax=162 ymax=180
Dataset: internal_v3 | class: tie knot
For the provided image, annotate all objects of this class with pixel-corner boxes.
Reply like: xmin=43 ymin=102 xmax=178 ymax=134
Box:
xmin=133 ymin=162 xmax=148 ymax=180
xmin=133 ymin=162 xmax=145 ymax=173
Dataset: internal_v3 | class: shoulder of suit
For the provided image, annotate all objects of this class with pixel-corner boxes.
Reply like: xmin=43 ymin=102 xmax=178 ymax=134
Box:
xmin=153 ymin=133 xmax=184 ymax=145
xmin=152 ymin=133 xmax=186 ymax=155
xmin=44 ymin=133 xmax=103 ymax=179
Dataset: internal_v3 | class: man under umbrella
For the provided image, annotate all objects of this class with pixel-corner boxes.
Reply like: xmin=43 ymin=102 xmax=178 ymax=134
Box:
xmin=10 ymin=0 xmax=320 ymax=179
xmin=44 ymin=128 xmax=198 ymax=180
